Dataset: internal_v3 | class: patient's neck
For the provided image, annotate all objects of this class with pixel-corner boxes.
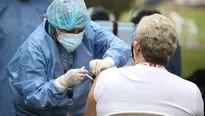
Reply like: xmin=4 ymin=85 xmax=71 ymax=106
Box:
xmin=135 ymin=60 xmax=146 ymax=64
xmin=134 ymin=54 xmax=146 ymax=64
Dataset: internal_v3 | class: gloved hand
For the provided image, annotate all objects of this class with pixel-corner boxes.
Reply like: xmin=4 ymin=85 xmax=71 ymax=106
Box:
xmin=89 ymin=57 xmax=115 ymax=75
xmin=55 ymin=67 xmax=88 ymax=92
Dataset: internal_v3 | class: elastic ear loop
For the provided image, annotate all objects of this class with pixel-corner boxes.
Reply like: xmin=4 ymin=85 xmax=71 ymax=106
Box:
xmin=55 ymin=29 xmax=62 ymax=40
xmin=56 ymin=29 xmax=61 ymax=36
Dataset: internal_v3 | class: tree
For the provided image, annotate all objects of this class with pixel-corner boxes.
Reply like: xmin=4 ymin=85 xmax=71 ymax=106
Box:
xmin=85 ymin=0 xmax=135 ymax=20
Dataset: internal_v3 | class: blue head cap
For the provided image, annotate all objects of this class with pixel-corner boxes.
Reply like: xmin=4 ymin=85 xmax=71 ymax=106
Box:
xmin=46 ymin=0 xmax=90 ymax=30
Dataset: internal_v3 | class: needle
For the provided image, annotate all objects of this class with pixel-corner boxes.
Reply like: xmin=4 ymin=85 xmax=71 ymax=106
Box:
xmin=86 ymin=74 xmax=94 ymax=81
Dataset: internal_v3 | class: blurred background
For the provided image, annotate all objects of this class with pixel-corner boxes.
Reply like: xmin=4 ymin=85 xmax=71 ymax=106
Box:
xmin=86 ymin=0 xmax=205 ymax=78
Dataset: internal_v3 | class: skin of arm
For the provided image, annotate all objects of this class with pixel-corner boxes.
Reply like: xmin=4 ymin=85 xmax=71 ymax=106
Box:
xmin=84 ymin=73 xmax=102 ymax=116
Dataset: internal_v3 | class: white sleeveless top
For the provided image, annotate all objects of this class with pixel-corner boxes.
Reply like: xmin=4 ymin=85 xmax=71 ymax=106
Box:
xmin=94 ymin=64 xmax=204 ymax=116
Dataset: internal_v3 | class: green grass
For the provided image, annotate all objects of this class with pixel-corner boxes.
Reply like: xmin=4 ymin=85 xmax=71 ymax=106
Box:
xmin=175 ymin=7 xmax=205 ymax=44
xmin=170 ymin=7 xmax=205 ymax=77
xmin=182 ymin=48 xmax=205 ymax=78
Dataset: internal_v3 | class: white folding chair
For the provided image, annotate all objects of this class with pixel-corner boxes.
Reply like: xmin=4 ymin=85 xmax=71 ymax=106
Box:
xmin=108 ymin=112 xmax=164 ymax=116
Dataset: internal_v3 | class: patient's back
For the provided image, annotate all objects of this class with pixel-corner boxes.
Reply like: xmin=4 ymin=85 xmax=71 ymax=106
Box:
xmin=94 ymin=64 xmax=204 ymax=116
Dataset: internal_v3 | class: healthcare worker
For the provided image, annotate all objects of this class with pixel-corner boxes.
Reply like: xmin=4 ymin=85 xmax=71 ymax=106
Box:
xmin=7 ymin=0 xmax=131 ymax=116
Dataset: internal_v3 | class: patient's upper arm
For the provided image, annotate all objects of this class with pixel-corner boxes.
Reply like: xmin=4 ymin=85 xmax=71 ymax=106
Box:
xmin=84 ymin=74 xmax=101 ymax=116
xmin=85 ymin=68 xmax=114 ymax=116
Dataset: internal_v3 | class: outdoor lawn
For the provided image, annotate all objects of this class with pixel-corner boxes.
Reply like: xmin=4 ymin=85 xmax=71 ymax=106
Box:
xmin=175 ymin=6 xmax=205 ymax=78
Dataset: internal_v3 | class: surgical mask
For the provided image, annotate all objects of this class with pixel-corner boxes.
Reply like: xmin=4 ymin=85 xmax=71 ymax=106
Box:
xmin=57 ymin=30 xmax=84 ymax=53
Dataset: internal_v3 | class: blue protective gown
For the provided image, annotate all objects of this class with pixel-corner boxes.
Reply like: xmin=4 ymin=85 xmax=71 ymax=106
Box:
xmin=0 ymin=1 xmax=50 ymax=116
xmin=7 ymin=20 xmax=131 ymax=116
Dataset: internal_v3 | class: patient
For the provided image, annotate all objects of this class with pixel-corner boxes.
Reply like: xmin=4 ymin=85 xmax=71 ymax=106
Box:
xmin=85 ymin=14 xmax=204 ymax=116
